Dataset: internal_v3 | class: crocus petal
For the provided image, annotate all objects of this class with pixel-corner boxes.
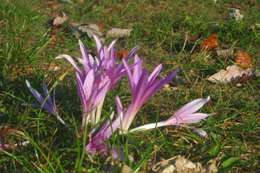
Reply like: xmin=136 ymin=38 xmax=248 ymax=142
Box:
xmin=52 ymin=88 xmax=56 ymax=109
xmin=172 ymin=96 xmax=210 ymax=119
xmin=133 ymin=70 xmax=149 ymax=103
xmin=115 ymin=96 xmax=123 ymax=115
xmin=108 ymin=39 xmax=117 ymax=51
xmin=92 ymin=81 xmax=110 ymax=106
xmin=125 ymin=46 xmax=138 ymax=61
xmin=79 ymin=40 xmax=91 ymax=72
xmin=175 ymin=113 xmax=210 ymax=124
xmin=122 ymin=59 xmax=134 ymax=90
xmin=93 ymin=35 xmax=102 ymax=52
xmin=132 ymin=55 xmax=142 ymax=86
xmin=26 ymin=80 xmax=52 ymax=112
xmin=78 ymin=40 xmax=88 ymax=61
xmin=75 ymin=72 xmax=87 ymax=112
xmin=139 ymin=70 xmax=177 ymax=104
xmin=26 ymin=80 xmax=44 ymax=103
xmin=148 ymin=64 xmax=162 ymax=83
xmin=129 ymin=122 xmax=166 ymax=133
xmin=83 ymin=69 xmax=95 ymax=98
xmin=56 ymin=54 xmax=82 ymax=75
xmin=42 ymin=82 xmax=54 ymax=108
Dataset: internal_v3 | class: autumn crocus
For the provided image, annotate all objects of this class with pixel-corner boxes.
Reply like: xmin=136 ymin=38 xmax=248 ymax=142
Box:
xmin=86 ymin=56 xmax=177 ymax=155
xmin=119 ymin=55 xmax=178 ymax=132
xmin=129 ymin=96 xmax=210 ymax=133
xmin=26 ymin=80 xmax=66 ymax=126
xmin=56 ymin=36 xmax=137 ymax=126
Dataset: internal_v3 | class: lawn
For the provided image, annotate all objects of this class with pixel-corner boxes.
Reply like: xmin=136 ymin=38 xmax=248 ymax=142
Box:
xmin=0 ymin=0 xmax=259 ymax=172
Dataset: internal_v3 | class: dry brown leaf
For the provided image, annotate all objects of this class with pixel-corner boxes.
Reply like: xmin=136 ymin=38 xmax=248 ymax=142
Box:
xmin=207 ymin=64 xmax=253 ymax=83
xmin=200 ymin=33 xmax=218 ymax=51
xmin=152 ymin=156 xmax=218 ymax=173
xmin=52 ymin=12 xmax=68 ymax=27
xmin=106 ymin=28 xmax=132 ymax=38
xmin=235 ymin=51 xmax=253 ymax=69
xmin=216 ymin=48 xmax=234 ymax=58
xmin=0 ymin=126 xmax=29 ymax=150
xmin=121 ymin=165 xmax=132 ymax=173
xmin=78 ymin=23 xmax=103 ymax=38
xmin=228 ymin=8 xmax=244 ymax=21
xmin=0 ymin=126 xmax=16 ymax=138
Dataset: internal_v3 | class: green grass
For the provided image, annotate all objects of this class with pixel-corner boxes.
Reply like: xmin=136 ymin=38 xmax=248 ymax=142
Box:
xmin=0 ymin=0 xmax=259 ymax=172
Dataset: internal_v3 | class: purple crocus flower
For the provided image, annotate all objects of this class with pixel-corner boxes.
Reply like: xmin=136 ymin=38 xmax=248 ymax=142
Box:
xmin=119 ymin=55 xmax=178 ymax=132
xmin=86 ymin=57 xmax=177 ymax=155
xmin=129 ymin=96 xmax=210 ymax=133
xmin=56 ymin=36 xmax=137 ymax=126
xmin=25 ymin=80 xmax=66 ymax=126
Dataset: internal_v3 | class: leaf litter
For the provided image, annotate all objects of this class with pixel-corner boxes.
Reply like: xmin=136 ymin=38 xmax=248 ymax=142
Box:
xmin=51 ymin=12 xmax=68 ymax=27
xmin=151 ymin=155 xmax=218 ymax=173
xmin=196 ymin=32 xmax=257 ymax=85
xmin=207 ymin=65 xmax=253 ymax=84
xmin=106 ymin=28 xmax=132 ymax=38
xmin=0 ymin=126 xmax=29 ymax=150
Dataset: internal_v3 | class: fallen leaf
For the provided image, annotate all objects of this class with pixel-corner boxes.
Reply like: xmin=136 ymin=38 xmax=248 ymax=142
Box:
xmin=52 ymin=12 xmax=68 ymax=27
xmin=0 ymin=126 xmax=16 ymax=138
xmin=121 ymin=165 xmax=132 ymax=173
xmin=200 ymin=33 xmax=218 ymax=50
xmin=228 ymin=8 xmax=244 ymax=21
xmin=235 ymin=51 xmax=252 ymax=69
xmin=70 ymin=23 xmax=104 ymax=41
xmin=152 ymin=156 xmax=217 ymax=173
xmin=78 ymin=23 xmax=103 ymax=38
xmin=0 ymin=126 xmax=29 ymax=150
xmin=206 ymin=159 xmax=218 ymax=173
xmin=207 ymin=64 xmax=253 ymax=83
xmin=161 ymin=165 xmax=175 ymax=173
xmin=116 ymin=49 xmax=128 ymax=59
xmin=216 ymin=48 xmax=234 ymax=58
xmin=106 ymin=28 xmax=132 ymax=38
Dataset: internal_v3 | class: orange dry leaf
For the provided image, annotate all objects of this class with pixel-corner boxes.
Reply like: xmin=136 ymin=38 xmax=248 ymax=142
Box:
xmin=200 ymin=33 xmax=218 ymax=50
xmin=235 ymin=51 xmax=252 ymax=69
xmin=0 ymin=126 xmax=16 ymax=138
xmin=116 ymin=49 xmax=128 ymax=59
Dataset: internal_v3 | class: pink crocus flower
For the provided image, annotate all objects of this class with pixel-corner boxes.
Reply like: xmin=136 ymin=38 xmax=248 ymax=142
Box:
xmin=56 ymin=36 xmax=137 ymax=126
xmin=129 ymin=96 xmax=210 ymax=133
xmin=86 ymin=56 xmax=177 ymax=155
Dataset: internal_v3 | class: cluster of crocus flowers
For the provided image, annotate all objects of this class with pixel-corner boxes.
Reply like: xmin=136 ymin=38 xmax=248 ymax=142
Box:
xmin=56 ymin=36 xmax=137 ymax=126
xmin=25 ymin=35 xmax=211 ymax=158
xmin=86 ymin=53 xmax=211 ymax=156
xmin=26 ymin=80 xmax=66 ymax=126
